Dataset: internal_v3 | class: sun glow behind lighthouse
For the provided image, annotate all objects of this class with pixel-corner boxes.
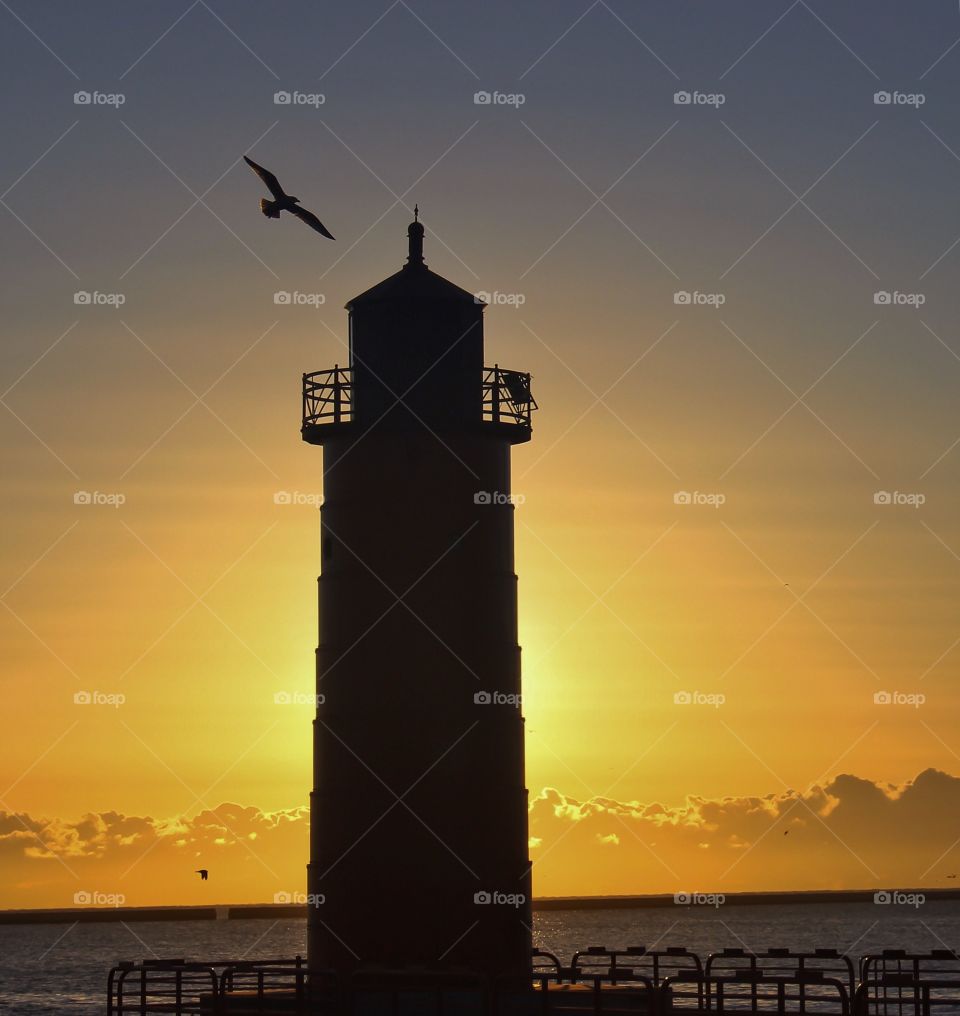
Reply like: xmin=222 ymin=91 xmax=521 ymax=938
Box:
xmin=5 ymin=2 xmax=960 ymax=912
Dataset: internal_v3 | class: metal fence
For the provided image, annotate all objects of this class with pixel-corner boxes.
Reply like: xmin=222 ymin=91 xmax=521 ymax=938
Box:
xmin=106 ymin=946 xmax=960 ymax=1015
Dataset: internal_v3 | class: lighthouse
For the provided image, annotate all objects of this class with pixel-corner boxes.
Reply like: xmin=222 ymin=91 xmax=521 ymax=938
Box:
xmin=303 ymin=214 xmax=536 ymax=983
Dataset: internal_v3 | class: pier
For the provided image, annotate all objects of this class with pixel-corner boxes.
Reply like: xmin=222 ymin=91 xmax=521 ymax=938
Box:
xmin=106 ymin=944 xmax=960 ymax=1015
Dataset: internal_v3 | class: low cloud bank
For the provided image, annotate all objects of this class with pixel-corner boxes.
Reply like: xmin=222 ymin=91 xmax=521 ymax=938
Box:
xmin=3 ymin=770 xmax=959 ymax=908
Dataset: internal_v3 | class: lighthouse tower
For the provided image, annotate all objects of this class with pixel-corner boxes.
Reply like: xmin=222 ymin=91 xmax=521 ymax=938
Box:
xmin=303 ymin=214 xmax=536 ymax=983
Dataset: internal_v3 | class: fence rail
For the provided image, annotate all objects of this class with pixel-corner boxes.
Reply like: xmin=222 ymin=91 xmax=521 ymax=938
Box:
xmin=858 ymin=951 xmax=960 ymax=1016
xmin=301 ymin=364 xmax=536 ymax=433
xmin=481 ymin=364 xmax=537 ymax=428
xmin=107 ymin=946 xmax=960 ymax=1015
xmin=302 ymin=366 xmax=352 ymax=427
xmin=663 ymin=971 xmax=851 ymax=1016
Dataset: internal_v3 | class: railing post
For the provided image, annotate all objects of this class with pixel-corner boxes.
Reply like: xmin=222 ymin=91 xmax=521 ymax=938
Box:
xmin=660 ymin=982 xmax=673 ymax=1016
xmin=492 ymin=364 xmax=500 ymax=424
xmin=333 ymin=365 xmax=341 ymax=424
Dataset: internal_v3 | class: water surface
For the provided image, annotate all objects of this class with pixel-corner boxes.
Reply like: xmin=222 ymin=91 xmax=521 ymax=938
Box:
xmin=2 ymin=901 xmax=957 ymax=1014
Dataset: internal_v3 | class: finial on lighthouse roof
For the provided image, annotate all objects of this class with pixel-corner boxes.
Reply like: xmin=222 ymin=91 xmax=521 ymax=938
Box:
xmin=406 ymin=205 xmax=425 ymax=267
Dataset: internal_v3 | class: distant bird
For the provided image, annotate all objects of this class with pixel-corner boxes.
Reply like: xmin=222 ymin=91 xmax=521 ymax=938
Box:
xmin=195 ymin=869 xmax=209 ymax=881
xmin=783 ymin=830 xmax=790 ymax=836
xmin=243 ymin=156 xmax=334 ymax=239
xmin=948 ymin=874 xmax=957 ymax=879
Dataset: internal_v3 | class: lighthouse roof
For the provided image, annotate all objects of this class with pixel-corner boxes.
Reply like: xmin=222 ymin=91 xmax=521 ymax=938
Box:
xmin=345 ymin=212 xmax=478 ymax=309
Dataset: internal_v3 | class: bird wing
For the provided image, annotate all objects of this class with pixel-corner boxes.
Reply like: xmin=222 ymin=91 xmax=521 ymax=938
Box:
xmin=290 ymin=204 xmax=335 ymax=240
xmin=244 ymin=156 xmax=286 ymax=200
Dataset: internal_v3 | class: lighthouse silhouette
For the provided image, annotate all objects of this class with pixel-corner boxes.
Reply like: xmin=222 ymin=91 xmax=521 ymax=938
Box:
xmin=302 ymin=212 xmax=536 ymax=983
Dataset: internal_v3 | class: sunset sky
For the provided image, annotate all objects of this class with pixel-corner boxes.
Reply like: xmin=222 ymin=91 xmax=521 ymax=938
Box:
xmin=4 ymin=1 xmax=960 ymax=910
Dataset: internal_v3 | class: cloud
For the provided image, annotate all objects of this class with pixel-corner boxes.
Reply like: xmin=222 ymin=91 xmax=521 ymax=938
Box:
xmin=3 ymin=770 xmax=960 ymax=908
xmin=0 ymin=803 xmax=309 ymax=909
xmin=527 ymin=769 xmax=960 ymax=896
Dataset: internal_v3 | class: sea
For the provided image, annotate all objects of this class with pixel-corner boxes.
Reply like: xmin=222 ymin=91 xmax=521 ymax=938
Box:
xmin=2 ymin=900 xmax=959 ymax=1014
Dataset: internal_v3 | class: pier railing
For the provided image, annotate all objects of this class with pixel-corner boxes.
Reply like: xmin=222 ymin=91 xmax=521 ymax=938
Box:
xmin=664 ymin=969 xmax=852 ymax=1016
xmin=857 ymin=950 xmax=960 ymax=1016
xmin=705 ymin=948 xmax=857 ymax=1003
xmin=107 ymin=959 xmax=219 ymax=1014
xmin=107 ymin=957 xmax=314 ymax=1015
xmin=107 ymin=946 xmax=960 ymax=1015
xmin=570 ymin=945 xmax=705 ymax=1006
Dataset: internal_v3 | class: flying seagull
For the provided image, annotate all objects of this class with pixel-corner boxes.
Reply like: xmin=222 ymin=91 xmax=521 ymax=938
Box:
xmin=243 ymin=156 xmax=334 ymax=240
xmin=195 ymin=869 xmax=209 ymax=881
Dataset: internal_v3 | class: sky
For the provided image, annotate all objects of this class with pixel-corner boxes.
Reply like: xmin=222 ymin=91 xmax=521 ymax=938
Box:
xmin=4 ymin=1 xmax=960 ymax=910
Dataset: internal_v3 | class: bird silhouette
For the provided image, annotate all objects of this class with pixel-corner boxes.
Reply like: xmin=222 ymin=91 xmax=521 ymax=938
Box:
xmin=243 ymin=156 xmax=335 ymax=240
xmin=195 ymin=869 xmax=209 ymax=881
xmin=783 ymin=830 xmax=790 ymax=836
xmin=948 ymin=874 xmax=957 ymax=879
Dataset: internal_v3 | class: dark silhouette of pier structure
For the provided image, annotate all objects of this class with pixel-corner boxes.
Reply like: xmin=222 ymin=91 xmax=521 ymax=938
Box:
xmin=302 ymin=215 xmax=536 ymax=983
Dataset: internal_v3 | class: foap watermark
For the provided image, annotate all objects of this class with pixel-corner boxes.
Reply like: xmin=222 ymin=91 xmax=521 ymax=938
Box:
xmin=274 ymin=290 xmax=325 ymax=307
xmin=74 ymin=690 xmax=126 ymax=708
xmin=674 ymin=892 xmax=725 ymax=908
xmin=874 ymin=690 xmax=925 ymax=709
xmin=874 ymin=91 xmax=925 ymax=107
xmin=474 ymin=491 xmax=525 ymax=506
xmin=474 ymin=90 xmax=525 ymax=107
xmin=274 ymin=90 xmax=325 ymax=107
xmin=74 ymin=90 xmax=125 ymax=107
xmin=474 ymin=890 xmax=526 ymax=908
xmin=874 ymin=290 xmax=925 ymax=308
xmin=274 ymin=491 xmax=323 ymax=507
xmin=674 ymin=690 xmax=725 ymax=709
xmin=874 ymin=491 xmax=925 ymax=508
xmin=474 ymin=690 xmax=522 ymax=707
xmin=474 ymin=290 xmax=525 ymax=307
xmin=74 ymin=290 xmax=125 ymax=308
xmin=274 ymin=691 xmax=325 ymax=706
xmin=674 ymin=90 xmax=725 ymax=107
xmin=74 ymin=890 xmax=126 ymax=906
xmin=274 ymin=890 xmax=325 ymax=907
xmin=874 ymin=890 xmax=925 ymax=908
xmin=73 ymin=491 xmax=126 ymax=508
xmin=674 ymin=290 xmax=725 ymax=308
xmin=674 ymin=491 xmax=725 ymax=508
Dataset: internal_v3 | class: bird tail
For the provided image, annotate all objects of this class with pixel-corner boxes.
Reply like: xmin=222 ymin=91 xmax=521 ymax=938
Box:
xmin=260 ymin=198 xmax=281 ymax=219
